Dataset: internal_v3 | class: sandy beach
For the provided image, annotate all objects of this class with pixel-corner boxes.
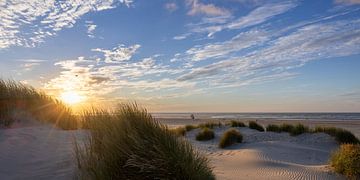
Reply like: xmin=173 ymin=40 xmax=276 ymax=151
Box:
xmin=0 ymin=118 xmax=358 ymax=179
xmin=159 ymin=118 xmax=360 ymax=180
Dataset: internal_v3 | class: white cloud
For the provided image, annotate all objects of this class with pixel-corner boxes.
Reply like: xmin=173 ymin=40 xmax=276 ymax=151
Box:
xmin=173 ymin=33 xmax=191 ymax=40
xmin=186 ymin=30 xmax=269 ymax=61
xmin=92 ymin=44 xmax=141 ymax=63
xmin=164 ymin=2 xmax=178 ymax=12
xmin=187 ymin=1 xmax=296 ymax=37
xmin=0 ymin=0 xmax=132 ymax=49
xmin=335 ymin=0 xmax=360 ymax=5
xmin=85 ymin=21 xmax=97 ymax=38
xmin=177 ymin=18 xmax=360 ymax=89
xmin=186 ymin=0 xmax=231 ymax=16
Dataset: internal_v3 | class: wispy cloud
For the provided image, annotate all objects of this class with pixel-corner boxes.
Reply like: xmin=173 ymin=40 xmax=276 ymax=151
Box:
xmin=85 ymin=21 xmax=97 ymax=38
xmin=0 ymin=0 xmax=132 ymax=49
xmin=187 ymin=1 xmax=296 ymax=37
xmin=335 ymin=0 xmax=360 ymax=5
xmin=164 ymin=2 xmax=178 ymax=12
xmin=92 ymin=44 xmax=141 ymax=63
xmin=186 ymin=0 xmax=231 ymax=16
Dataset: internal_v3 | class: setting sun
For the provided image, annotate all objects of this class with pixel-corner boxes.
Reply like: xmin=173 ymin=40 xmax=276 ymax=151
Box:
xmin=60 ymin=91 xmax=85 ymax=105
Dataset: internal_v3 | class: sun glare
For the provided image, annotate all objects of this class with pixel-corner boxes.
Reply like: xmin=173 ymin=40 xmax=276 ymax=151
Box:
xmin=60 ymin=91 xmax=85 ymax=105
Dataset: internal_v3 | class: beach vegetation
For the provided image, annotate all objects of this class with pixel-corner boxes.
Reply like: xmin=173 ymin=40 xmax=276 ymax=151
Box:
xmin=330 ymin=144 xmax=360 ymax=179
xmin=290 ymin=123 xmax=309 ymax=136
xmin=219 ymin=128 xmax=243 ymax=148
xmin=0 ymin=79 xmax=77 ymax=129
xmin=248 ymin=121 xmax=264 ymax=132
xmin=198 ymin=121 xmax=222 ymax=129
xmin=314 ymin=126 xmax=359 ymax=144
xmin=171 ymin=126 xmax=187 ymax=136
xmin=229 ymin=120 xmax=246 ymax=127
xmin=185 ymin=124 xmax=198 ymax=131
xmin=196 ymin=127 xmax=215 ymax=141
xmin=266 ymin=124 xmax=281 ymax=132
xmin=75 ymin=104 xmax=215 ymax=179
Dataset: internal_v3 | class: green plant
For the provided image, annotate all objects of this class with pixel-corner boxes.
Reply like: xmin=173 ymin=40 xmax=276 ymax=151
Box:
xmin=266 ymin=124 xmax=281 ymax=132
xmin=171 ymin=127 xmax=186 ymax=136
xmin=279 ymin=123 xmax=294 ymax=133
xmin=313 ymin=126 xmax=359 ymax=144
xmin=198 ymin=121 xmax=222 ymax=129
xmin=219 ymin=128 xmax=243 ymax=148
xmin=75 ymin=104 xmax=215 ymax=179
xmin=229 ymin=120 xmax=246 ymax=127
xmin=330 ymin=144 xmax=360 ymax=179
xmin=185 ymin=124 xmax=198 ymax=131
xmin=196 ymin=127 xmax=215 ymax=141
xmin=248 ymin=121 xmax=264 ymax=132
xmin=0 ymin=79 xmax=77 ymax=129
xmin=290 ymin=124 xmax=309 ymax=136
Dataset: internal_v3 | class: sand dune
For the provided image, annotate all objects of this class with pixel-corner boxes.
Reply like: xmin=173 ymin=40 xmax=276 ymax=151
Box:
xmin=0 ymin=124 xmax=84 ymax=180
xmin=0 ymin=118 xmax=354 ymax=179
xmin=183 ymin=126 xmax=345 ymax=180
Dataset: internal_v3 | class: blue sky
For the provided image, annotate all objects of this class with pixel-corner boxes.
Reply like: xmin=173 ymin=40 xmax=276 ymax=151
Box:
xmin=0 ymin=0 xmax=360 ymax=112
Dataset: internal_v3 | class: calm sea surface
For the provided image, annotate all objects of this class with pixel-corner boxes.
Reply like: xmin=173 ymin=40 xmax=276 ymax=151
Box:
xmin=151 ymin=113 xmax=360 ymax=121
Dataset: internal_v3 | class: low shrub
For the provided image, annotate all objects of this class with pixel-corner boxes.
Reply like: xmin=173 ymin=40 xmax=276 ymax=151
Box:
xmin=196 ymin=127 xmax=215 ymax=141
xmin=266 ymin=124 xmax=281 ymax=133
xmin=248 ymin=121 xmax=264 ymax=132
xmin=279 ymin=123 xmax=294 ymax=133
xmin=75 ymin=104 xmax=215 ymax=179
xmin=219 ymin=128 xmax=243 ymax=148
xmin=313 ymin=126 xmax=359 ymax=144
xmin=198 ymin=121 xmax=222 ymax=129
xmin=171 ymin=127 xmax=186 ymax=136
xmin=229 ymin=120 xmax=246 ymax=127
xmin=330 ymin=144 xmax=360 ymax=179
xmin=185 ymin=124 xmax=198 ymax=131
xmin=290 ymin=124 xmax=309 ymax=136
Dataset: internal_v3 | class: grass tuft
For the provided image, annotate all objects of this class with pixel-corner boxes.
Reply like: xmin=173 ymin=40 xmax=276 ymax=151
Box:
xmin=229 ymin=120 xmax=246 ymax=127
xmin=75 ymin=104 xmax=214 ymax=179
xmin=170 ymin=127 xmax=187 ymax=136
xmin=330 ymin=144 xmax=360 ymax=179
xmin=198 ymin=121 xmax=222 ymax=129
xmin=248 ymin=121 xmax=264 ymax=132
xmin=313 ymin=126 xmax=359 ymax=144
xmin=290 ymin=123 xmax=309 ymax=136
xmin=196 ymin=127 xmax=215 ymax=141
xmin=279 ymin=123 xmax=294 ymax=133
xmin=219 ymin=128 xmax=243 ymax=148
xmin=0 ymin=79 xmax=77 ymax=129
xmin=266 ymin=124 xmax=281 ymax=132
xmin=185 ymin=124 xmax=198 ymax=131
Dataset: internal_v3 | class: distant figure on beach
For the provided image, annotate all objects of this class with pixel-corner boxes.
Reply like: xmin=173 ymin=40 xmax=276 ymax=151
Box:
xmin=190 ymin=114 xmax=195 ymax=120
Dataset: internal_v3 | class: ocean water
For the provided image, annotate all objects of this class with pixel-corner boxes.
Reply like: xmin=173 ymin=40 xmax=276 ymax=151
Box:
xmin=151 ymin=113 xmax=360 ymax=121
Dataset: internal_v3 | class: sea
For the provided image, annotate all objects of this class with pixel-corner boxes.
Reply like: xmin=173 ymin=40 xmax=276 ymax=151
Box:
xmin=151 ymin=113 xmax=360 ymax=121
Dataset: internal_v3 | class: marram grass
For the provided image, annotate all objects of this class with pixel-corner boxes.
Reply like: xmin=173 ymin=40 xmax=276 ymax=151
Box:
xmin=219 ymin=128 xmax=243 ymax=148
xmin=0 ymin=79 xmax=77 ymax=129
xmin=330 ymin=144 xmax=360 ymax=179
xmin=75 ymin=104 xmax=214 ymax=179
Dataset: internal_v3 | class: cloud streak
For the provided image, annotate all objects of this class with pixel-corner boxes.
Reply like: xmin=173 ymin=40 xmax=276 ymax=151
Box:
xmin=0 ymin=0 xmax=132 ymax=49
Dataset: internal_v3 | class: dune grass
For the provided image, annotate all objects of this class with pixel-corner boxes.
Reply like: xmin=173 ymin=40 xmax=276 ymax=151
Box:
xmin=330 ymin=144 xmax=360 ymax=179
xmin=0 ymin=79 xmax=77 ymax=129
xmin=196 ymin=127 xmax=215 ymax=141
xmin=248 ymin=121 xmax=264 ymax=132
xmin=290 ymin=124 xmax=309 ymax=136
xmin=314 ymin=126 xmax=359 ymax=144
xmin=219 ymin=128 xmax=243 ymax=148
xmin=75 ymin=104 xmax=214 ymax=179
xmin=198 ymin=121 xmax=222 ymax=129
xmin=228 ymin=120 xmax=246 ymax=127
xmin=185 ymin=124 xmax=198 ymax=131
xmin=266 ymin=124 xmax=281 ymax=132
xmin=170 ymin=126 xmax=187 ymax=136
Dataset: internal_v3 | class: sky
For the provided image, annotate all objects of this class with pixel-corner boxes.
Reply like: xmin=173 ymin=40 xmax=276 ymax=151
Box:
xmin=0 ymin=0 xmax=360 ymax=112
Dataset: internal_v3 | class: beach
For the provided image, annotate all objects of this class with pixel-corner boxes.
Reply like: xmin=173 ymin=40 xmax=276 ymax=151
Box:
xmin=0 ymin=117 xmax=358 ymax=179
xmin=158 ymin=118 xmax=360 ymax=180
